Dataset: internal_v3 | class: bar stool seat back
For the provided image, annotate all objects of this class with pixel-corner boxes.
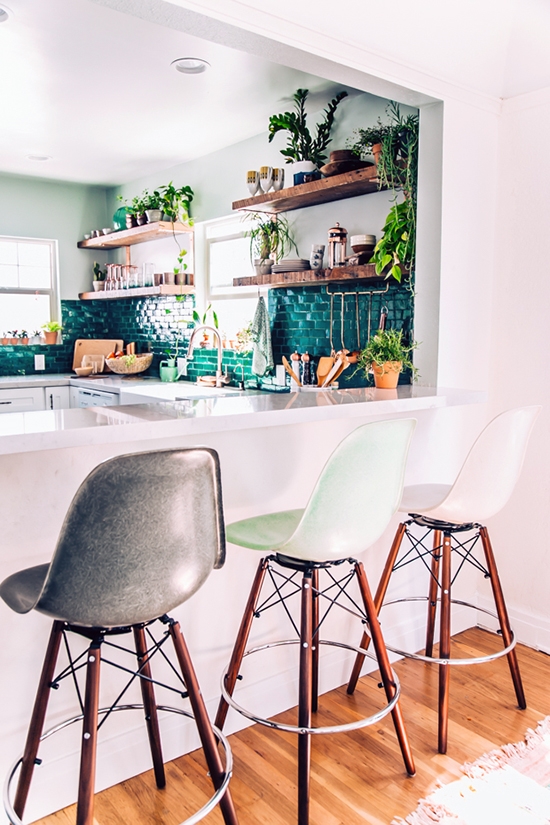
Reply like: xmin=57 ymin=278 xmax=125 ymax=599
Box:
xmin=1 ymin=448 xmax=225 ymax=628
xmin=227 ymin=418 xmax=416 ymax=563
xmin=400 ymin=406 xmax=540 ymax=524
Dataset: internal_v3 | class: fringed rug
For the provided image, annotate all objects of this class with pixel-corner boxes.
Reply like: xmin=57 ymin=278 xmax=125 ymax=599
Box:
xmin=394 ymin=718 xmax=550 ymax=824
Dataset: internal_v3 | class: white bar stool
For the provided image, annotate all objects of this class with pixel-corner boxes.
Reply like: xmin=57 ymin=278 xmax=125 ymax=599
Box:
xmin=347 ymin=405 xmax=541 ymax=753
xmin=215 ymin=419 xmax=417 ymax=825
xmin=0 ymin=448 xmax=238 ymax=825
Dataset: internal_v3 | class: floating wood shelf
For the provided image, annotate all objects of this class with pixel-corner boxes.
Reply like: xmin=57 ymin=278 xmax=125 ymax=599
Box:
xmin=232 ymin=167 xmax=381 ymax=213
xmin=233 ymin=264 xmax=389 ymax=288
xmin=79 ymin=285 xmax=195 ymax=300
xmin=77 ymin=221 xmax=193 ymax=250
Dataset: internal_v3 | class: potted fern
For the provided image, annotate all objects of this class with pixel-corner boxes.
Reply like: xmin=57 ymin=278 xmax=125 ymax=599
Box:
xmin=356 ymin=328 xmax=417 ymax=389
xmin=268 ymin=88 xmax=348 ymax=185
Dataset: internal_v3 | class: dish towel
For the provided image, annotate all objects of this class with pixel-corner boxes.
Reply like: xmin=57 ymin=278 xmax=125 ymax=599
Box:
xmin=250 ymin=296 xmax=274 ymax=376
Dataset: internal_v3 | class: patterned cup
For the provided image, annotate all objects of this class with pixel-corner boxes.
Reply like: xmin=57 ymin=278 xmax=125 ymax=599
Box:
xmin=272 ymin=168 xmax=285 ymax=191
xmin=259 ymin=166 xmax=273 ymax=193
xmin=247 ymin=170 xmax=260 ymax=196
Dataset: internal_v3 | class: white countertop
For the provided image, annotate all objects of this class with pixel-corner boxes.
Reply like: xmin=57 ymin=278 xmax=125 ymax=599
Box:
xmin=0 ymin=373 xmax=72 ymax=389
xmin=0 ymin=385 xmax=485 ymax=455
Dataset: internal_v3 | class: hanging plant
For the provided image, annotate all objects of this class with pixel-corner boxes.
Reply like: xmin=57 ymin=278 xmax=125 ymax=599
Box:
xmin=348 ymin=103 xmax=419 ymax=282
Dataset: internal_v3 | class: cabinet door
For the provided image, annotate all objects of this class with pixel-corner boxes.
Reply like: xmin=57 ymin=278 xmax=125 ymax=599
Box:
xmin=44 ymin=385 xmax=71 ymax=410
xmin=0 ymin=387 xmax=46 ymax=414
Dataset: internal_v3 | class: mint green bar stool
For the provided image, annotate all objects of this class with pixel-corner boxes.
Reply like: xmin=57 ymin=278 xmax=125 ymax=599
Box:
xmin=215 ymin=418 xmax=417 ymax=825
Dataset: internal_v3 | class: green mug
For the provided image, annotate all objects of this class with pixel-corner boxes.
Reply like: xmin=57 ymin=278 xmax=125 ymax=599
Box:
xmin=159 ymin=360 xmax=178 ymax=382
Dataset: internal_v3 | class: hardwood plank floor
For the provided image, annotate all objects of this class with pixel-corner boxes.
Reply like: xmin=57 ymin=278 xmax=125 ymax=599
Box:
xmin=32 ymin=628 xmax=550 ymax=825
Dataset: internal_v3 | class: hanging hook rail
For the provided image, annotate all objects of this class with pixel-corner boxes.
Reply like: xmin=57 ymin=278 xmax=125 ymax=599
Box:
xmin=325 ymin=284 xmax=390 ymax=345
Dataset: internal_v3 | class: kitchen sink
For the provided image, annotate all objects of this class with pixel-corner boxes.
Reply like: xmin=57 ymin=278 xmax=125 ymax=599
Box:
xmin=119 ymin=381 xmax=242 ymax=405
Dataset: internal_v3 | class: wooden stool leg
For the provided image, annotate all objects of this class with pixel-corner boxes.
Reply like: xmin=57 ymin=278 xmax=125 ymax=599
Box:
xmin=215 ymin=558 xmax=268 ymax=731
xmin=425 ymin=530 xmax=442 ymax=657
xmin=355 ymin=562 xmax=415 ymax=776
xmin=438 ymin=532 xmax=452 ymax=754
xmin=298 ymin=571 xmax=313 ymax=825
xmin=76 ymin=639 xmax=102 ymax=825
xmin=348 ymin=523 xmax=407 ymax=694
xmin=480 ymin=526 xmax=526 ymax=709
xmin=133 ymin=625 xmax=166 ymax=789
xmin=311 ymin=568 xmax=320 ymax=713
xmin=14 ymin=621 xmax=64 ymax=819
xmin=169 ymin=621 xmax=239 ymax=825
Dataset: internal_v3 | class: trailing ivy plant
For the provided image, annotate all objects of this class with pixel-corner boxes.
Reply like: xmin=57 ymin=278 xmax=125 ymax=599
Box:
xmin=348 ymin=102 xmax=419 ymax=282
xmin=268 ymin=88 xmax=348 ymax=167
xmin=245 ymin=214 xmax=298 ymax=263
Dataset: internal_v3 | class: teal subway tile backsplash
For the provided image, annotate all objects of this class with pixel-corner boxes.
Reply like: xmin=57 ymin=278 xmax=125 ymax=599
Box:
xmin=0 ymin=280 xmax=413 ymax=386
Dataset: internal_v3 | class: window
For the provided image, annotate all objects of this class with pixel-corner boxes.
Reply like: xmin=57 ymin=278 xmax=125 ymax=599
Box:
xmin=0 ymin=236 xmax=59 ymax=336
xmin=201 ymin=215 xmax=255 ymax=298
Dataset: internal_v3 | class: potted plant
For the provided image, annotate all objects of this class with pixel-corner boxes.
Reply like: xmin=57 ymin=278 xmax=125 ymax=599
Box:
xmin=268 ymin=88 xmax=348 ymax=184
xmin=192 ymin=303 xmax=219 ymax=347
xmin=41 ymin=321 xmax=62 ymax=345
xmin=141 ymin=189 xmax=163 ymax=223
xmin=93 ymin=261 xmax=106 ymax=291
xmin=173 ymin=249 xmax=189 ymax=285
xmin=160 ymin=182 xmax=194 ymax=223
xmin=355 ymin=328 xmax=417 ymax=389
xmin=246 ymin=214 xmax=298 ymax=275
xmin=8 ymin=330 xmax=18 ymax=345
xmin=347 ymin=121 xmax=392 ymax=166
xmin=18 ymin=330 xmax=29 ymax=345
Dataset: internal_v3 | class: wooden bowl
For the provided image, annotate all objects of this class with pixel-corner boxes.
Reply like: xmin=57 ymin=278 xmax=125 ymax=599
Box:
xmin=74 ymin=366 xmax=94 ymax=377
xmin=105 ymin=353 xmax=154 ymax=375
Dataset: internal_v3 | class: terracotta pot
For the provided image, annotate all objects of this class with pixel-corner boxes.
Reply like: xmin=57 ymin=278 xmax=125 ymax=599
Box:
xmin=372 ymin=143 xmax=383 ymax=166
xmin=1 ymin=338 xmax=7 ymax=345
xmin=20 ymin=338 xmax=29 ymax=345
xmin=43 ymin=331 xmax=58 ymax=345
xmin=9 ymin=337 xmax=18 ymax=345
xmin=372 ymin=361 xmax=402 ymax=389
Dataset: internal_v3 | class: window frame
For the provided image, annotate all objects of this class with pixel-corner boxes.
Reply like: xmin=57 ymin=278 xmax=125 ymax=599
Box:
xmin=198 ymin=214 xmax=258 ymax=301
xmin=0 ymin=234 xmax=61 ymax=331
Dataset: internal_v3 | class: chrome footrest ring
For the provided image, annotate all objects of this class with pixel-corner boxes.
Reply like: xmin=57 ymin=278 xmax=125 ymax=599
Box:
xmin=4 ymin=704 xmax=233 ymax=825
xmin=221 ymin=638 xmax=401 ymax=735
xmin=382 ymin=596 xmax=517 ymax=665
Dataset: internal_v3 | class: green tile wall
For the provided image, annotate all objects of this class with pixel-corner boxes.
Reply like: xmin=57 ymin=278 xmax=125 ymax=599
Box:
xmin=0 ymin=280 xmax=413 ymax=387
xmin=268 ymin=282 xmax=414 ymax=387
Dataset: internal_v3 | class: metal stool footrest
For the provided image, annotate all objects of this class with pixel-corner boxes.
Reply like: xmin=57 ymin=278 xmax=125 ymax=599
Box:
xmin=382 ymin=596 xmax=517 ymax=665
xmin=4 ymin=704 xmax=233 ymax=825
xmin=221 ymin=638 xmax=401 ymax=735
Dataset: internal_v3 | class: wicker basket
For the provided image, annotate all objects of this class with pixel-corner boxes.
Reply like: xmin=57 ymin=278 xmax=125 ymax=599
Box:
xmin=105 ymin=353 xmax=154 ymax=375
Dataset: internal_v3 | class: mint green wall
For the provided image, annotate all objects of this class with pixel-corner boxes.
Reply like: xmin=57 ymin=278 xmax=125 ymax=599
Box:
xmin=0 ymin=173 xmax=110 ymax=299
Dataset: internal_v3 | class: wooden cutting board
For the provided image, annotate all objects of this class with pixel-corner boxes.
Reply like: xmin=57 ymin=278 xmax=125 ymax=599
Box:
xmin=72 ymin=339 xmax=124 ymax=369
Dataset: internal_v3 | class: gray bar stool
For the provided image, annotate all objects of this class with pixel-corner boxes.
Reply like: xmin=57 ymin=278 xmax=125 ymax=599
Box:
xmin=0 ymin=448 xmax=238 ymax=825
xmin=215 ymin=419 xmax=417 ymax=825
xmin=347 ymin=405 xmax=541 ymax=754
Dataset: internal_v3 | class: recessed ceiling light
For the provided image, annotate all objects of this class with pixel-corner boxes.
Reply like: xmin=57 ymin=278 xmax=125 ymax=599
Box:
xmin=0 ymin=4 xmax=12 ymax=23
xmin=26 ymin=155 xmax=52 ymax=162
xmin=171 ymin=57 xmax=210 ymax=75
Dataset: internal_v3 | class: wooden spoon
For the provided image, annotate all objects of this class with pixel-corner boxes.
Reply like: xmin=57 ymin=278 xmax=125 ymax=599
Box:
xmin=282 ymin=355 xmax=302 ymax=387
xmin=316 ymin=355 xmax=335 ymax=386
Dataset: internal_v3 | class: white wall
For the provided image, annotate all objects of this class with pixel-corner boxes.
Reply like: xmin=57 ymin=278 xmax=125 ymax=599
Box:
xmin=0 ymin=173 xmax=110 ymax=299
xmin=478 ymin=88 xmax=550 ymax=651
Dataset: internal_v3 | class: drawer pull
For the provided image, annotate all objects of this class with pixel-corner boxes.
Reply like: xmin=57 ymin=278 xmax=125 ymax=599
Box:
xmin=0 ymin=401 xmax=13 ymax=405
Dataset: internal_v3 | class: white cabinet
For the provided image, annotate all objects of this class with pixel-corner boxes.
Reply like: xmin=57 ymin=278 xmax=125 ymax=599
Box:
xmin=44 ymin=385 xmax=71 ymax=410
xmin=0 ymin=387 xmax=46 ymax=414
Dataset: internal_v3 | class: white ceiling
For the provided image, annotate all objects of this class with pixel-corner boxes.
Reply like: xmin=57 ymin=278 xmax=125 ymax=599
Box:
xmin=2 ymin=0 xmax=550 ymax=186
xmin=162 ymin=0 xmax=550 ymax=101
xmin=0 ymin=0 xmax=346 ymax=185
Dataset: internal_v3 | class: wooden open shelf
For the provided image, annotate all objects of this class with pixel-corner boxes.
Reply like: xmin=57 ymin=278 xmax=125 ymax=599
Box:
xmin=79 ymin=285 xmax=194 ymax=300
xmin=233 ymin=264 xmax=388 ymax=288
xmin=77 ymin=221 xmax=193 ymax=250
xmin=232 ymin=167 xmax=381 ymax=213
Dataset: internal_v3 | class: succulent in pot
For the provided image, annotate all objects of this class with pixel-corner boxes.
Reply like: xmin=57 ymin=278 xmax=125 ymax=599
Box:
xmin=355 ymin=328 xmax=417 ymax=389
xmin=93 ymin=261 xmax=106 ymax=291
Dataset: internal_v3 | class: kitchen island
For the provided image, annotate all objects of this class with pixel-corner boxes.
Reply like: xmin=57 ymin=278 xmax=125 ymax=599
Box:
xmin=0 ymin=385 xmax=485 ymax=821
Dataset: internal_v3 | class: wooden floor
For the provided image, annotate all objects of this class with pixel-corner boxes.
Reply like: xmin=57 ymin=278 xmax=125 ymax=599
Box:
xmin=33 ymin=627 xmax=550 ymax=825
